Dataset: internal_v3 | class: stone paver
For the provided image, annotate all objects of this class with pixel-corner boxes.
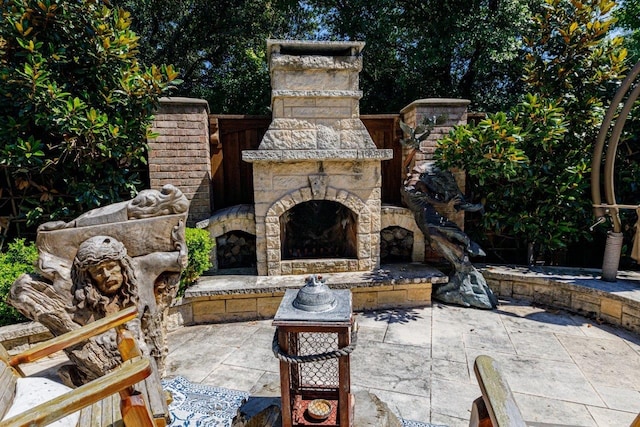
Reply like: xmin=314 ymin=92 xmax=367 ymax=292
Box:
xmin=162 ymin=298 xmax=640 ymax=427
xmin=19 ymin=297 xmax=640 ymax=427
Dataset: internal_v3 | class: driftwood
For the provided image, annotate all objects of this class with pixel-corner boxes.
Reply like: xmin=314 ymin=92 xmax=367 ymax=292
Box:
xmin=402 ymin=163 xmax=497 ymax=309
xmin=9 ymin=184 xmax=188 ymax=385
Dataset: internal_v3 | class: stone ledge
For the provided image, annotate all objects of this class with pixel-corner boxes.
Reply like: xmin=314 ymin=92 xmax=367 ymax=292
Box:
xmin=166 ymin=264 xmax=445 ymax=327
xmin=242 ymin=149 xmax=394 ymax=162
xmin=183 ymin=264 xmax=445 ymax=298
xmin=480 ymin=264 xmax=640 ymax=334
xmin=0 ymin=321 xmax=53 ymax=353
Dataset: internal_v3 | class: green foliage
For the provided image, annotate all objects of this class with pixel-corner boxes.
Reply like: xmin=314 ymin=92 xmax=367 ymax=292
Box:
xmin=437 ymin=95 xmax=575 ymax=253
xmin=111 ymin=0 xmax=537 ymax=114
xmin=0 ymin=239 xmax=37 ymax=326
xmin=437 ymin=0 xmax=629 ymax=261
xmin=111 ymin=0 xmax=318 ymax=114
xmin=306 ymin=0 xmax=536 ymax=112
xmin=178 ymin=228 xmax=214 ymax=297
xmin=0 ymin=1 xmax=181 ymax=228
xmin=614 ymin=0 xmax=640 ymax=63
xmin=523 ymin=0 xmax=627 ymax=139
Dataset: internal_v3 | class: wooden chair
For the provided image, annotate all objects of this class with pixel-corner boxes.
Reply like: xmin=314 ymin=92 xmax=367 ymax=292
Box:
xmin=0 ymin=306 xmax=166 ymax=427
xmin=470 ymin=355 xmax=640 ymax=427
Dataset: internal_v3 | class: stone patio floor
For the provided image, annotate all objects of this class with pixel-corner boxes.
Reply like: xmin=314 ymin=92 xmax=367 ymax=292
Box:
xmin=158 ymin=297 xmax=639 ymax=427
xmin=21 ymin=294 xmax=640 ymax=427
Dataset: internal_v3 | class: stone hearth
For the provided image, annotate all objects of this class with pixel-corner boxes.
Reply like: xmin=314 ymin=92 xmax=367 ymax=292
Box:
xmin=243 ymin=40 xmax=392 ymax=276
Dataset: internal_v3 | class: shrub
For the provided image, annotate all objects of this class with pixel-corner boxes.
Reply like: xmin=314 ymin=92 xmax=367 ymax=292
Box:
xmin=0 ymin=1 xmax=181 ymax=232
xmin=178 ymin=228 xmax=214 ymax=297
xmin=436 ymin=94 xmax=571 ymax=257
xmin=436 ymin=0 xmax=629 ymax=263
xmin=0 ymin=239 xmax=38 ymax=326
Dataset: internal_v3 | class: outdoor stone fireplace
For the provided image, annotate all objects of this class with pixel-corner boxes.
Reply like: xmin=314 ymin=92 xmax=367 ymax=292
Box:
xmin=243 ymin=40 xmax=393 ymax=276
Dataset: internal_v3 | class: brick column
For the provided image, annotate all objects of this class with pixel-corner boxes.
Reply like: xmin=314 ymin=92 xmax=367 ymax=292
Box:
xmin=400 ymin=98 xmax=470 ymax=229
xmin=148 ymin=97 xmax=211 ymax=226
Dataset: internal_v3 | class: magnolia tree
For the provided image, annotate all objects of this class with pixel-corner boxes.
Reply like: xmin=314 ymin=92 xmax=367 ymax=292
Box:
xmin=0 ymin=0 xmax=180 ymax=233
xmin=435 ymin=0 xmax=628 ymax=263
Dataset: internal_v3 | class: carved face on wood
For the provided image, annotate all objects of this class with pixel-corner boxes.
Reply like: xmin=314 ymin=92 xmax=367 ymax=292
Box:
xmin=87 ymin=260 xmax=124 ymax=296
xmin=71 ymin=235 xmax=139 ymax=316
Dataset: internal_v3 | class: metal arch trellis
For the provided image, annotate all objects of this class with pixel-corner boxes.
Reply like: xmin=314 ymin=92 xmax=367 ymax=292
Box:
xmin=591 ymin=60 xmax=640 ymax=281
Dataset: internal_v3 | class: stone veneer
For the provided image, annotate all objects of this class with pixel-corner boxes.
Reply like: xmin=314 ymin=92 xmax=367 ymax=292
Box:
xmin=243 ymin=40 xmax=392 ymax=276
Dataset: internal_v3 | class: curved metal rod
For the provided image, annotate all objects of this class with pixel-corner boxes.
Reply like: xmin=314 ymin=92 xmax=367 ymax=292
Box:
xmin=591 ymin=61 xmax=640 ymax=221
xmin=603 ymin=79 xmax=640 ymax=232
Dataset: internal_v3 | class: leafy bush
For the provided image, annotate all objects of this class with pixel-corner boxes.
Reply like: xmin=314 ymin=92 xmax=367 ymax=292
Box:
xmin=437 ymin=95 xmax=572 ymax=256
xmin=0 ymin=1 xmax=181 ymax=231
xmin=0 ymin=239 xmax=38 ymax=326
xmin=178 ymin=228 xmax=214 ymax=297
xmin=436 ymin=0 xmax=629 ymax=263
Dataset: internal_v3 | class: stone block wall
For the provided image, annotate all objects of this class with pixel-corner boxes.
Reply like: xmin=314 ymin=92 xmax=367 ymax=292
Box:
xmin=482 ymin=266 xmax=640 ymax=335
xmin=167 ymin=280 xmax=434 ymax=326
xmin=148 ymin=97 xmax=211 ymax=225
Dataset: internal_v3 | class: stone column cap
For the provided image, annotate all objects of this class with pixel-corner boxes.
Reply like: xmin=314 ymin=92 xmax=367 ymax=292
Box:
xmin=400 ymin=98 xmax=470 ymax=114
xmin=267 ymin=39 xmax=365 ymax=60
xmin=159 ymin=97 xmax=210 ymax=112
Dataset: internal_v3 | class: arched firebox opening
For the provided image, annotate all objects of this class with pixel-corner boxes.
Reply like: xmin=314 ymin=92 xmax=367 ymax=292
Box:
xmin=280 ymin=200 xmax=357 ymax=260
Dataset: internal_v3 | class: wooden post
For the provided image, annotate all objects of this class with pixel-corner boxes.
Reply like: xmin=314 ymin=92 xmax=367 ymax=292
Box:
xmin=278 ymin=328 xmax=293 ymax=427
xmin=338 ymin=325 xmax=351 ymax=427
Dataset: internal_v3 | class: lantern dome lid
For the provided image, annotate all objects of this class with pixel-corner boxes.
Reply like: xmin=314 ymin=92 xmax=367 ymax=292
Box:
xmin=273 ymin=275 xmax=352 ymax=325
xmin=292 ymin=275 xmax=336 ymax=312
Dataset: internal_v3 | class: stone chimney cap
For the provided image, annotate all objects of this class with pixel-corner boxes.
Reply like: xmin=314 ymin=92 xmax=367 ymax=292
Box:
xmin=267 ymin=39 xmax=365 ymax=62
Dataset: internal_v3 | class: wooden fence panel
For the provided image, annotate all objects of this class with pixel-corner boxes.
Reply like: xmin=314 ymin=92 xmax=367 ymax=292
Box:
xmin=361 ymin=115 xmax=403 ymax=205
xmin=210 ymin=116 xmax=270 ymax=210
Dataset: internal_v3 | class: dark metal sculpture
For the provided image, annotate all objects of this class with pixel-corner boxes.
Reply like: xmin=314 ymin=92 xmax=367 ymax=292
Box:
xmin=402 ymin=162 xmax=497 ymax=309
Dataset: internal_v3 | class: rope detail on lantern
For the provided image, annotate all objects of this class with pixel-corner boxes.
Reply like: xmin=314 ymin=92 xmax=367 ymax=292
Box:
xmin=272 ymin=323 xmax=358 ymax=364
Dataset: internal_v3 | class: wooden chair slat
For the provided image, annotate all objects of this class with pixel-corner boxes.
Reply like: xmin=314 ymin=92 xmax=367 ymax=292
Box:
xmin=143 ymin=361 xmax=170 ymax=422
xmin=470 ymin=355 xmax=639 ymax=427
xmin=0 ymin=358 xmax=152 ymax=427
xmin=0 ymin=306 xmax=163 ymax=427
xmin=0 ymin=365 xmax=17 ymax=420
xmin=9 ymin=306 xmax=138 ymax=366
xmin=471 ymin=355 xmax=527 ymax=427
xmin=78 ymin=403 xmax=93 ymax=426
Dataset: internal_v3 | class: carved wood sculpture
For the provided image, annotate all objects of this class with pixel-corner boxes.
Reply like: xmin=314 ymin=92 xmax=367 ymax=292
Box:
xmin=0 ymin=306 xmax=154 ymax=427
xmin=8 ymin=184 xmax=188 ymax=424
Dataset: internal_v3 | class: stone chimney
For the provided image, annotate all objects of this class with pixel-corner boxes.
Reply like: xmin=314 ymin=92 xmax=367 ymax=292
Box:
xmin=243 ymin=40 xmax=392 ymax=276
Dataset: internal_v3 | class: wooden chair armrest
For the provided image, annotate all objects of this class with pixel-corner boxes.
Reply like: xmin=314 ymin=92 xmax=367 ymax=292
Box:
xmin=0 ymin=357 xmax=152 ymax=427
xmin=473 ymin=355 xmax=526 ymax=427
xmin=8 ymin=306 xmax=138 ymax=366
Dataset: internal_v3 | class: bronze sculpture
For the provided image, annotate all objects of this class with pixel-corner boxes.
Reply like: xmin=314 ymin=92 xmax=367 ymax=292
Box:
xmin=402 ymin=162 xmax=496 ymax=309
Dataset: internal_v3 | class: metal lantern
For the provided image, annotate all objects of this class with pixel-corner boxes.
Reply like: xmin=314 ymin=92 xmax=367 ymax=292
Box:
xmin=272 ymin=275 xmax=356 ymax=427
